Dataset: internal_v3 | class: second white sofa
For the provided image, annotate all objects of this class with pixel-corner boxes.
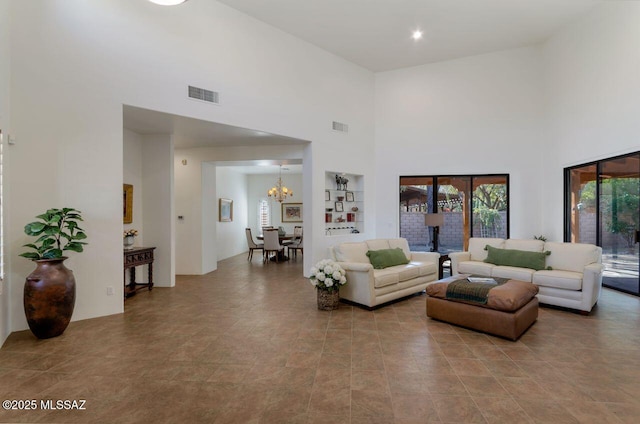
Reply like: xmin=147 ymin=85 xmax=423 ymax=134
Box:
xmin=330 ymin=238 xmax=440 ymax=308
xmin=449 ymin=238 xmax=604 ymax=313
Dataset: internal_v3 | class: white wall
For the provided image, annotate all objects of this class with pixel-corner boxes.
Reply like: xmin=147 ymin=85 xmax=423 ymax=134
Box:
xmin=541 ymin=1 xmax=640 ymax=240
xmin=141 ymin=134 xmax=174 ymax=287
xmin=5 ymin=0 xmax=375 ymax=334
xmin=374 ymin=46 xmax=546 ymax=240
xmin=0 ymin=0 xmax=11 ymax=346
xmin=216 ymin=168 xmax=249 ymax=261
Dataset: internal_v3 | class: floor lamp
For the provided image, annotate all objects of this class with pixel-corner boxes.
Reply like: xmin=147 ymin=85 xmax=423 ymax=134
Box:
xmin=425 ymin=213 xmax=444 ymax=252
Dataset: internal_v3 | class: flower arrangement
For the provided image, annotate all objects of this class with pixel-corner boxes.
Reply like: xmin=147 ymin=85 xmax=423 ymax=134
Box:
xmin=309 ymin=259 xmax=347 ymax=292
xmin=123 ymin=229 xmax=138 ymax=238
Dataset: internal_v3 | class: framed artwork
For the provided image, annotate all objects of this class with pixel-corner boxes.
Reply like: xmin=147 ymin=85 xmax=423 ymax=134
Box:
xmin=325 ymin=190 xmax=330 ymax=201
xmin=219 ymin=198 xmax=233 ymax=222
xmin=335 ymin=201 xmax=344 ymax=212
xmin=282 ymin=203 xmax=303 ymax=223
xmin=123 ymin=184 xmax=133 ymax=224
xmin=345 ymin=191 xmax=354 ymax=202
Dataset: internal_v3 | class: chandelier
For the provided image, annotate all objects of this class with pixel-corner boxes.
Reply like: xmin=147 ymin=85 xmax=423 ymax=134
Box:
xmin=268 ymin=166 xmax=293 ymax=202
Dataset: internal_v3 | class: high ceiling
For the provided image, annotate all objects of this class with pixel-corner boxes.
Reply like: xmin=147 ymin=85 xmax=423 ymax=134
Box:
xmin=217 ymin=0 xmax=602 ymax=72
xmin=125 ymin=0 xmax=603 ymax=170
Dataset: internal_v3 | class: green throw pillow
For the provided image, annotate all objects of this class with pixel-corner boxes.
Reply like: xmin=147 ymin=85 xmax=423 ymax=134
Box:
xmin=366 ymin=248 xmax=409 ymax=269
xmin=484 ymin=245 xmax=551 ymax=271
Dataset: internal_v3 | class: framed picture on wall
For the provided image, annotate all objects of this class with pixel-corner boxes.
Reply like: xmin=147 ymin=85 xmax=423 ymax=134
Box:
xmin=345 ymin=191 xmax=354 ymax=202
xmin=282 ymin=203 xmax=303 ymax=223
xmin=123 ymin=184 xmax=133 ymax=224
xmin=219 ymin=198 xmax=233 ymax=222
xmin=335 ymin=201 xmax=344 ymax=212
xmin=325 ymin=190 xmax=330 ymax=201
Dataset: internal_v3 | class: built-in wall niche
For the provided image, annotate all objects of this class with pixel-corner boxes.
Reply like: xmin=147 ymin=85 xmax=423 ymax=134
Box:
xmin=324 ymin=172 xmax=364 ymax=236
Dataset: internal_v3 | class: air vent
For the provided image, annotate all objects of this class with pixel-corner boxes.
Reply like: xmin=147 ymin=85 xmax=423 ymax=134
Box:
xmin=188 ymin=85 xmax=220 ymax=104
xmin=332 ymin=121 xmax=349 ymax=133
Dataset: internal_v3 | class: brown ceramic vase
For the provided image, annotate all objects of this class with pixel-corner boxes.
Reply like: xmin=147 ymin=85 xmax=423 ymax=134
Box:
xmin=24 ymin=257 xmax=76 ymax=339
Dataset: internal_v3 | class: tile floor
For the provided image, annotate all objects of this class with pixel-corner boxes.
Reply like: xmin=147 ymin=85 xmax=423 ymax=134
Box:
xmin=1 ymin=254 xmax=640 ymax=423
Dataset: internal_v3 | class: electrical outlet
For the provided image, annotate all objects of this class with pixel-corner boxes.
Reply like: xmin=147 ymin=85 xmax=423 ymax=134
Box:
xmin=106 ymin=286 xmax=114 ymax=296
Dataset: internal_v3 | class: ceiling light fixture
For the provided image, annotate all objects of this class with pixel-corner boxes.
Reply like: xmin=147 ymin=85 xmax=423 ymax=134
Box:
xmin=267 ymin=166 xmax=293 ymax=203
xmin=148 ymin=0 xmax=188 ymax=6
xmin=412 ymin=30 xmax=423 ymax=41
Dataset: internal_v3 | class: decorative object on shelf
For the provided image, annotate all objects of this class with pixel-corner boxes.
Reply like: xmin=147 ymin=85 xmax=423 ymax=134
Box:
xmin=19 ymin=208 xmax=88 ymax=339
xmin=219 ymin=198 xmax=233 ymax=222
xmin=268 ymin=165 xmax=293 ymax=202
xmin=335 ymin=201 xmax=344 ymax=212
xmin=337 ymin=196 xmax=345 ymax=201
xmin=345 ymin=191 xmax=354 ymax=202
xmin=282 ymin=202 xmax=303 ymax=223
xmin=336 ymin=216 xmax=345 ymax=222
xmin=325 ymin=208 xmax=333 ymax=212
xmin=309 ymin=259 xmax=347 ymax=310
xmin=123 ymin=184 xmax=133 ymax=224
xmin=351 ymin=206 xmax=358 ymax=211
xmin=325 ymin=190 xmax=330 ymax=201
xmin=425 ymin=213 xmax=445 ymax=252
xmin=123 ymin=228 xmax=138 ymax=249
xmin=335 ymin=174 xmax=349 ymax=191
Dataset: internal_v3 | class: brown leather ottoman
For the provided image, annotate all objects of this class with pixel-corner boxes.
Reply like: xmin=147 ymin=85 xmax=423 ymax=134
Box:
xmin=425 ymin=275 xmax=539 ymax=341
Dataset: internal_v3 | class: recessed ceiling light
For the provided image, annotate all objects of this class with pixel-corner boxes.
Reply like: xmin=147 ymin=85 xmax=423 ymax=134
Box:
xmin=412 ymin=30 xmax=423 ymax=41
xmin=148 ymin=0 xmax=188 ymax=5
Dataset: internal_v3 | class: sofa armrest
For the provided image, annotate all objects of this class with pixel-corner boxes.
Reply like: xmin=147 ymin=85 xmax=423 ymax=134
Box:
xmin=449 ymin=251 xmax=470 ymax=275
xmin=582 ymin=262 xmax=605 ymax=310
xmin=409 ymin=251 xmax=440 ymax=264
xmin=335 ymin=261 xmax=375 ymax=307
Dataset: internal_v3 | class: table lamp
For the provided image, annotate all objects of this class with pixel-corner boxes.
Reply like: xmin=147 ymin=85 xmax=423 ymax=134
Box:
xmin=424 ymin=213 xmax=445 ymax=252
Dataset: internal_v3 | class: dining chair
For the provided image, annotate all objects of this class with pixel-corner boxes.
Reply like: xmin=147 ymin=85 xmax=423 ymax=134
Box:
xmin=263 ymin=229 xmax=284 ymax=263
xmin=288 ymin=226 xmax=303 ymax=259
xmin=245 ymin=228 xmax=264 ymax=261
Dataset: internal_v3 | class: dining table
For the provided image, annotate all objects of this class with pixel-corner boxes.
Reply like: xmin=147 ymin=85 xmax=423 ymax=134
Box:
xmin=257 ymin=233 xmax=295 ymax=261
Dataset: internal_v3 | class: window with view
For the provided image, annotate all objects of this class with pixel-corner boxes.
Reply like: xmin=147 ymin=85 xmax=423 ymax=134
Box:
xmin=400 ymin=174 xmax=509 ymax=253
xmin=258 ymin=199 xmax=270 ymax=233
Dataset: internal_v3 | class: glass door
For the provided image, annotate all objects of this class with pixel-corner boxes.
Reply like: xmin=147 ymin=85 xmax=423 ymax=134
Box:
xmin=599 ymin=154 xmax=640 ymax=294
xmin=565 ymin=152 xmax=639 ymax=295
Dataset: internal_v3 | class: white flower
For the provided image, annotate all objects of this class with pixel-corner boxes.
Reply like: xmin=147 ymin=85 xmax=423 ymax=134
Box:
xmin=316 ymin=272 xmax=326 ymax=281
xmin=332 ymin=271 xmax=342 ymax=280
xmin=340 ymin=276 xmax=346 ymax=285
xmin=310 ymin=279 xmax=318 ymax=286
xmin=325 ymin=279 xmax=334 ymax=287
xmin=310 ymin=267 xmax=317 ymax=275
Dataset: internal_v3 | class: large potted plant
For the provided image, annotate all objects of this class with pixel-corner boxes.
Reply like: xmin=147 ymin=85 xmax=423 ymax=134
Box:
xmin=19 ymin=208 xmax=87 ymax=339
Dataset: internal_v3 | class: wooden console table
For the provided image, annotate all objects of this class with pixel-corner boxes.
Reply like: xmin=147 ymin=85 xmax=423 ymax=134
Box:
xmin=124 ymin=246 xmax=156 ymax=299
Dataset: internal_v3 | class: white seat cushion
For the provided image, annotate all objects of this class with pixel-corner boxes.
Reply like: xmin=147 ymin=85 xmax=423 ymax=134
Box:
xmin=408 ymin=261 xmax=437 ymax=277
xmin=458 ymin=261 xmax=495 ymax=276
xmin=534 ymin=270 xmax=583 ymax=291
xmin=504 ymin=239 xmax=545 ymax=252
xmin=372 ymin=268 xmax=400 ymax=288
xmin=333 ymin=242 xmax=369 ymax=263
xmin=544 ymin=242 xmax=600 ymax=273
xmin=468 ymin=238 xmax=505 ymax=261
xmin=491 ymin=266 xmax=534 ymax=282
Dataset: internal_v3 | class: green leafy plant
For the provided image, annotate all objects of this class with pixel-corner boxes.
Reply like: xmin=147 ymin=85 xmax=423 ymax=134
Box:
xmin=533 ymin=235 xmax=548 ymax=242
xmin=20 ymin=208 xmax=88 ymax=260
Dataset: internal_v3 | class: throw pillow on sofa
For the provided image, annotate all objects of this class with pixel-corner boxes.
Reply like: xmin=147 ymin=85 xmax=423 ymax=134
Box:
xmin=484 ymin=245 xmax=550 ymax=271
xmin=366 ymin=248 xmax=409 ymax=269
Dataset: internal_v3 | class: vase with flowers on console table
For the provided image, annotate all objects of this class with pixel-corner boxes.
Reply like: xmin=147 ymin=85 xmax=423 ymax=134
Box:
xmin=123 ymin=228 xmax=138 ymax=249
xmin=309 ymin=259 xmax=347 ymax=310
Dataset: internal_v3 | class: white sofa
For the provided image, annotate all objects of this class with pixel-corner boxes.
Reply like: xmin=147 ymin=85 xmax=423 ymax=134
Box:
xmin=449 ymin=238 xmax=604 ymax=313
xmin=329 ymin=238 xmax=440 ymax=308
